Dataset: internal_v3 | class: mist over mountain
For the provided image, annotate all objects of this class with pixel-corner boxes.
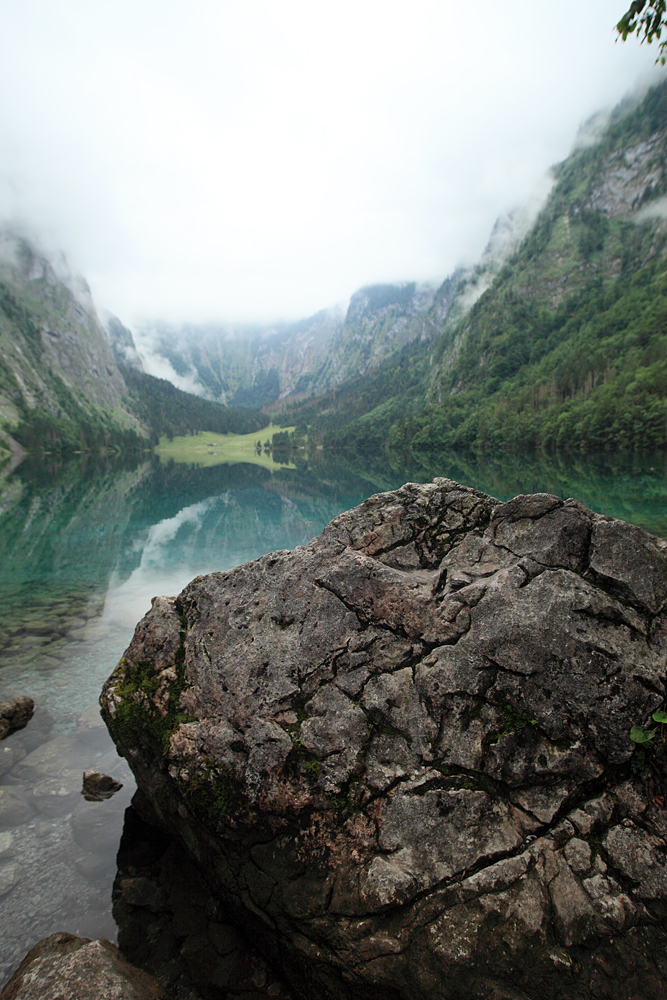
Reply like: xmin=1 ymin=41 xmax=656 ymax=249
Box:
xmin=1 ymin=79 xmax=667 ymax=469
xmin=292 ymin=79 xmax=667 ymax=461
xmin=127 ymin=281 xmax=452 ymax=409
xmin=107 ymin=161 xmax=556 ymax=415
xmin=0 ymin=235 xmax=265 ymax=460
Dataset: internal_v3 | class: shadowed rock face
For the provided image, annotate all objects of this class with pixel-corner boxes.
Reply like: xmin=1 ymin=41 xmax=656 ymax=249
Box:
xmin=101 ymin=479 xmax=667 ymax=1000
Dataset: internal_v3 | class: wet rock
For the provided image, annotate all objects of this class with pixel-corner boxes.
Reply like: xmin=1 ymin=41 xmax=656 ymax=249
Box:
xmin=102 ymin=479 xmax=667 ymax=1000
xmin=113 ymin=802 xmax=295 ymax=999
xmin=82 ymin=770 xmax=123 ymax=802
xmin=15 ymin=735 xmax=81 ymax=782
xmin=70 ymin=797 xmax=127 ymax=855
xmin=0 ymin=697 xmax=34 ymax=741
xmin=118 ymin=876 xmax=167 ymax=911
xmin=0 ymin=745 xmax=18 ymax=777
xmin=4 ymin=707 xmax=54 ymax=756
xmin=0 ymin=932 xmax=160 ymax=999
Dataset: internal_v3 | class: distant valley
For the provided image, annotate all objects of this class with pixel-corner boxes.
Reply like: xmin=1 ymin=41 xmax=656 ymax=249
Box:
xmin=1 ymin=80 xmax=666 ymax=467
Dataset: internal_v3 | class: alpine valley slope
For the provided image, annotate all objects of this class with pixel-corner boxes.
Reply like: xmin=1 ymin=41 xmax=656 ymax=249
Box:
xmin=0 ymin=233 xmax=265 ymax=460
xmin=0 ymin=232 xmax=142 ymax=458
xmin=278 ymin=80 xmax=667 ymax=460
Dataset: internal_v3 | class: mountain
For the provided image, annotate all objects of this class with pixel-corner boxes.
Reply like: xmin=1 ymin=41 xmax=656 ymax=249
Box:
xmin=409 ymin=80 xmax=667 ymax=455
xmin=282 ymin=79 xmax=667 ymax=460
xmin=4 ymin=80 xmax=666 ymax=465
xmin=131 ymin=309 xmax=342 ymax=406
xmin=0 ymin=236 xmax=265 ymax=458
xmin=0 ymin=232 xmax=144 ymax=456
xmin=128 ymin=280 xmax=452 ymax=409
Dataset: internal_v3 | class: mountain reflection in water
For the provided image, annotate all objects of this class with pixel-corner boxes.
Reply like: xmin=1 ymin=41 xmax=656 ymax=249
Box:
xmin=0 ymin=449 xmax=665 ymax=985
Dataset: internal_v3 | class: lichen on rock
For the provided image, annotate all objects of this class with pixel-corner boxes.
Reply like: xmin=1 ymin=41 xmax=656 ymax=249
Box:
xmin=101 ymin=478 xmax=667 ymax=999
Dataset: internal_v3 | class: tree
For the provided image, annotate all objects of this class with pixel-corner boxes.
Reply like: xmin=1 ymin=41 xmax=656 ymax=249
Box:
xmin=617 ymin=2 xmax=667 ymax=63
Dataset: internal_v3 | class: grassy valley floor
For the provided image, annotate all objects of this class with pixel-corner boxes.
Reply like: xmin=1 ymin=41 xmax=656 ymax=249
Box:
xmin=155 ymin=427 xmax=296 ymax=470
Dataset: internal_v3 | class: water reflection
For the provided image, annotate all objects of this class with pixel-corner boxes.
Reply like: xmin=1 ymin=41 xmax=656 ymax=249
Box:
xmin=0 ymin=448 xmax=665 ymax=985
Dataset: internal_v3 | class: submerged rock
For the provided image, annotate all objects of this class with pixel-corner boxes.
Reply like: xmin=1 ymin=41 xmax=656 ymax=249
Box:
xmin=101 ymin=479 xmax=667 ymax=999
xmin=0 ymin=697 xmax=34 ymax=741
xmin=82 ymin=770 xmax=123 ymax=802
xmin=0 ymin=932 xmax=160 ymax=999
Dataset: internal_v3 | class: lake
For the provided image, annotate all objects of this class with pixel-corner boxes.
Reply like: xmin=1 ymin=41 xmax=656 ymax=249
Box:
xmin=0 ymin=447 xmax=666 ymax=984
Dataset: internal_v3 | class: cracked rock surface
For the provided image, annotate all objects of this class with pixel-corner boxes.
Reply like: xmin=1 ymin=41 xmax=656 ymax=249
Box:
xmin=101 ymin=479 xmax=667 ymax=999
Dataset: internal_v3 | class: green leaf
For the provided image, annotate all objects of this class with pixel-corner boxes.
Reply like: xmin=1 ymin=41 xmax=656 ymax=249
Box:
xmin=652 ymin=710 xmax=667 ymax=723
xmin=630 ymin=725 xmax=656 ymax=743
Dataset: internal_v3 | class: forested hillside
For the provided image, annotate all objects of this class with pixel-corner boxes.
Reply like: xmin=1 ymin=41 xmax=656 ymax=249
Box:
xmin=122 ymin=367 xmax=265 ymax=444
xmin=0 ymin=242 xmax=265 ymax=458
xmin=284 ymin=80 xmax=667 ymax=459
xmin=0 ymin=234 xmax=144 ymax=457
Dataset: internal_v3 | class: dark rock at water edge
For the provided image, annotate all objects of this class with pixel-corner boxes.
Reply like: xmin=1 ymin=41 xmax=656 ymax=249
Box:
xmin=101 ymin=478 xmax=667 ymax=999
xmin=0 ymin=697 xmax=34 ymax=741
xmin=82 ymin=769 xmax=124 ymax=801
xmin=0 ymin=932 xmax=160 ymax=1000
xmin=112 ymin=793 xmax=296 ymax=998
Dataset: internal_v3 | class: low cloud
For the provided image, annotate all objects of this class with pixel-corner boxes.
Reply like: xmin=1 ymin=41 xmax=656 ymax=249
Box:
xmin=0 ymin=0 xmax=662 ymax=325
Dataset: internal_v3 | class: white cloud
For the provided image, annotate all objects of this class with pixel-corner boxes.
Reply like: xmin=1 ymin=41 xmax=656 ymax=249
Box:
xmin=0 ymin=0 xmax=663 ymax=323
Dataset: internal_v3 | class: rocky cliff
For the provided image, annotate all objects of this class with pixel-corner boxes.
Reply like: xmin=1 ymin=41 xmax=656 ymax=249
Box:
xmin=102 ymin=479 xmax=667 ymax=999
xmin=272 ymin=81 xmax=667 ymax=458
xmin=131 ymin=280 xmax=451 ymax=408
xmin=0 ymin=232 xmax=139 ymax=444
xmin=133 ymin=307 xmax=343 ymax=405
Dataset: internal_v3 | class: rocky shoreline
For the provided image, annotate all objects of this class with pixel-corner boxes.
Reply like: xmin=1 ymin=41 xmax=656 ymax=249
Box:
xmin=4 ymin=479 xmax=667 ymax=998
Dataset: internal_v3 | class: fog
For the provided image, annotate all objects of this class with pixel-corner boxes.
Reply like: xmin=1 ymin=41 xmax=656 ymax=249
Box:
xmin=0 ymin=0 xmax=663 ymax=324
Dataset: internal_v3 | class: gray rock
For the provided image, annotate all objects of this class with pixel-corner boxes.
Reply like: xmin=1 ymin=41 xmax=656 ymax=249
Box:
xmin=31 ymin=773 xmax=82 ymax=818
xmin=0 ymin=932 xmax=160 ymax=999
xmin=102 ymin=479 xmax=667 ymax=999
xmin=0 ymin=745 xmax=17 ymax=777
xmin=0 ymin=862 xmax=19 ymax=898
xmin=69 ymin=797 xmax=126 ymax=855
xmin=16 ymin=735 xmax=81 ymax=780
xmin=0 ymin=697 xmax=34 ymax=741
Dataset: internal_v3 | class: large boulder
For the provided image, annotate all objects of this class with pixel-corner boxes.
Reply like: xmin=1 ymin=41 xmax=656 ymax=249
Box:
xmin=101 ymin=479 xmax=667 ymax=999
xmin=0 ymin=932 xmax=160 ymax=999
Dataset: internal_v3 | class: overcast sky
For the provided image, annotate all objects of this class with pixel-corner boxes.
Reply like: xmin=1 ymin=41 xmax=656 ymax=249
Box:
xmin=0 ymin=0 xmax=663 ymax=324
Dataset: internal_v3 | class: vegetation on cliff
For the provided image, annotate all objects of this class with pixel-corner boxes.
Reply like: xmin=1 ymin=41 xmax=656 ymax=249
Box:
xmin=0 ymin=241 xmax=266 ymax=456
xmin=279 ymin=80 xmax=667 ymax=460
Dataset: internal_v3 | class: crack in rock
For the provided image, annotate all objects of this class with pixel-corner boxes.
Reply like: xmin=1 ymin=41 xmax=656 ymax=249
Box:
xmin=101 ymin=479 xmax=667 ymax=1000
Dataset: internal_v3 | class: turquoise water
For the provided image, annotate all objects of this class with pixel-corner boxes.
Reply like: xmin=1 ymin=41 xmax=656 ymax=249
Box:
xmin=0 ymin=449 xmax=665 ymax=983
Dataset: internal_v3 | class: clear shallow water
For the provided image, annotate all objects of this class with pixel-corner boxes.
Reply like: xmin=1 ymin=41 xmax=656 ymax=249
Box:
xmin=0 ymin=449 xmax=665 ymax=984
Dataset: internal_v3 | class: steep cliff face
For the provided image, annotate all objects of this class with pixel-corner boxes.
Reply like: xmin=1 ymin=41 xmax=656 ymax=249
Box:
xmin=313 ymin=282 xmax=438 ymax=391
xmin=298 ymin=80 xmax=667 ymax=458
xmin=131 ymin=281 xmax=452 ymax=408
xmin=0 ymin=233 xmax=140 ymax=445
xmin=134 ymin=308 xmax=343 ymax=406
xmin=409 ymin=81 xmax=667 ymax=452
